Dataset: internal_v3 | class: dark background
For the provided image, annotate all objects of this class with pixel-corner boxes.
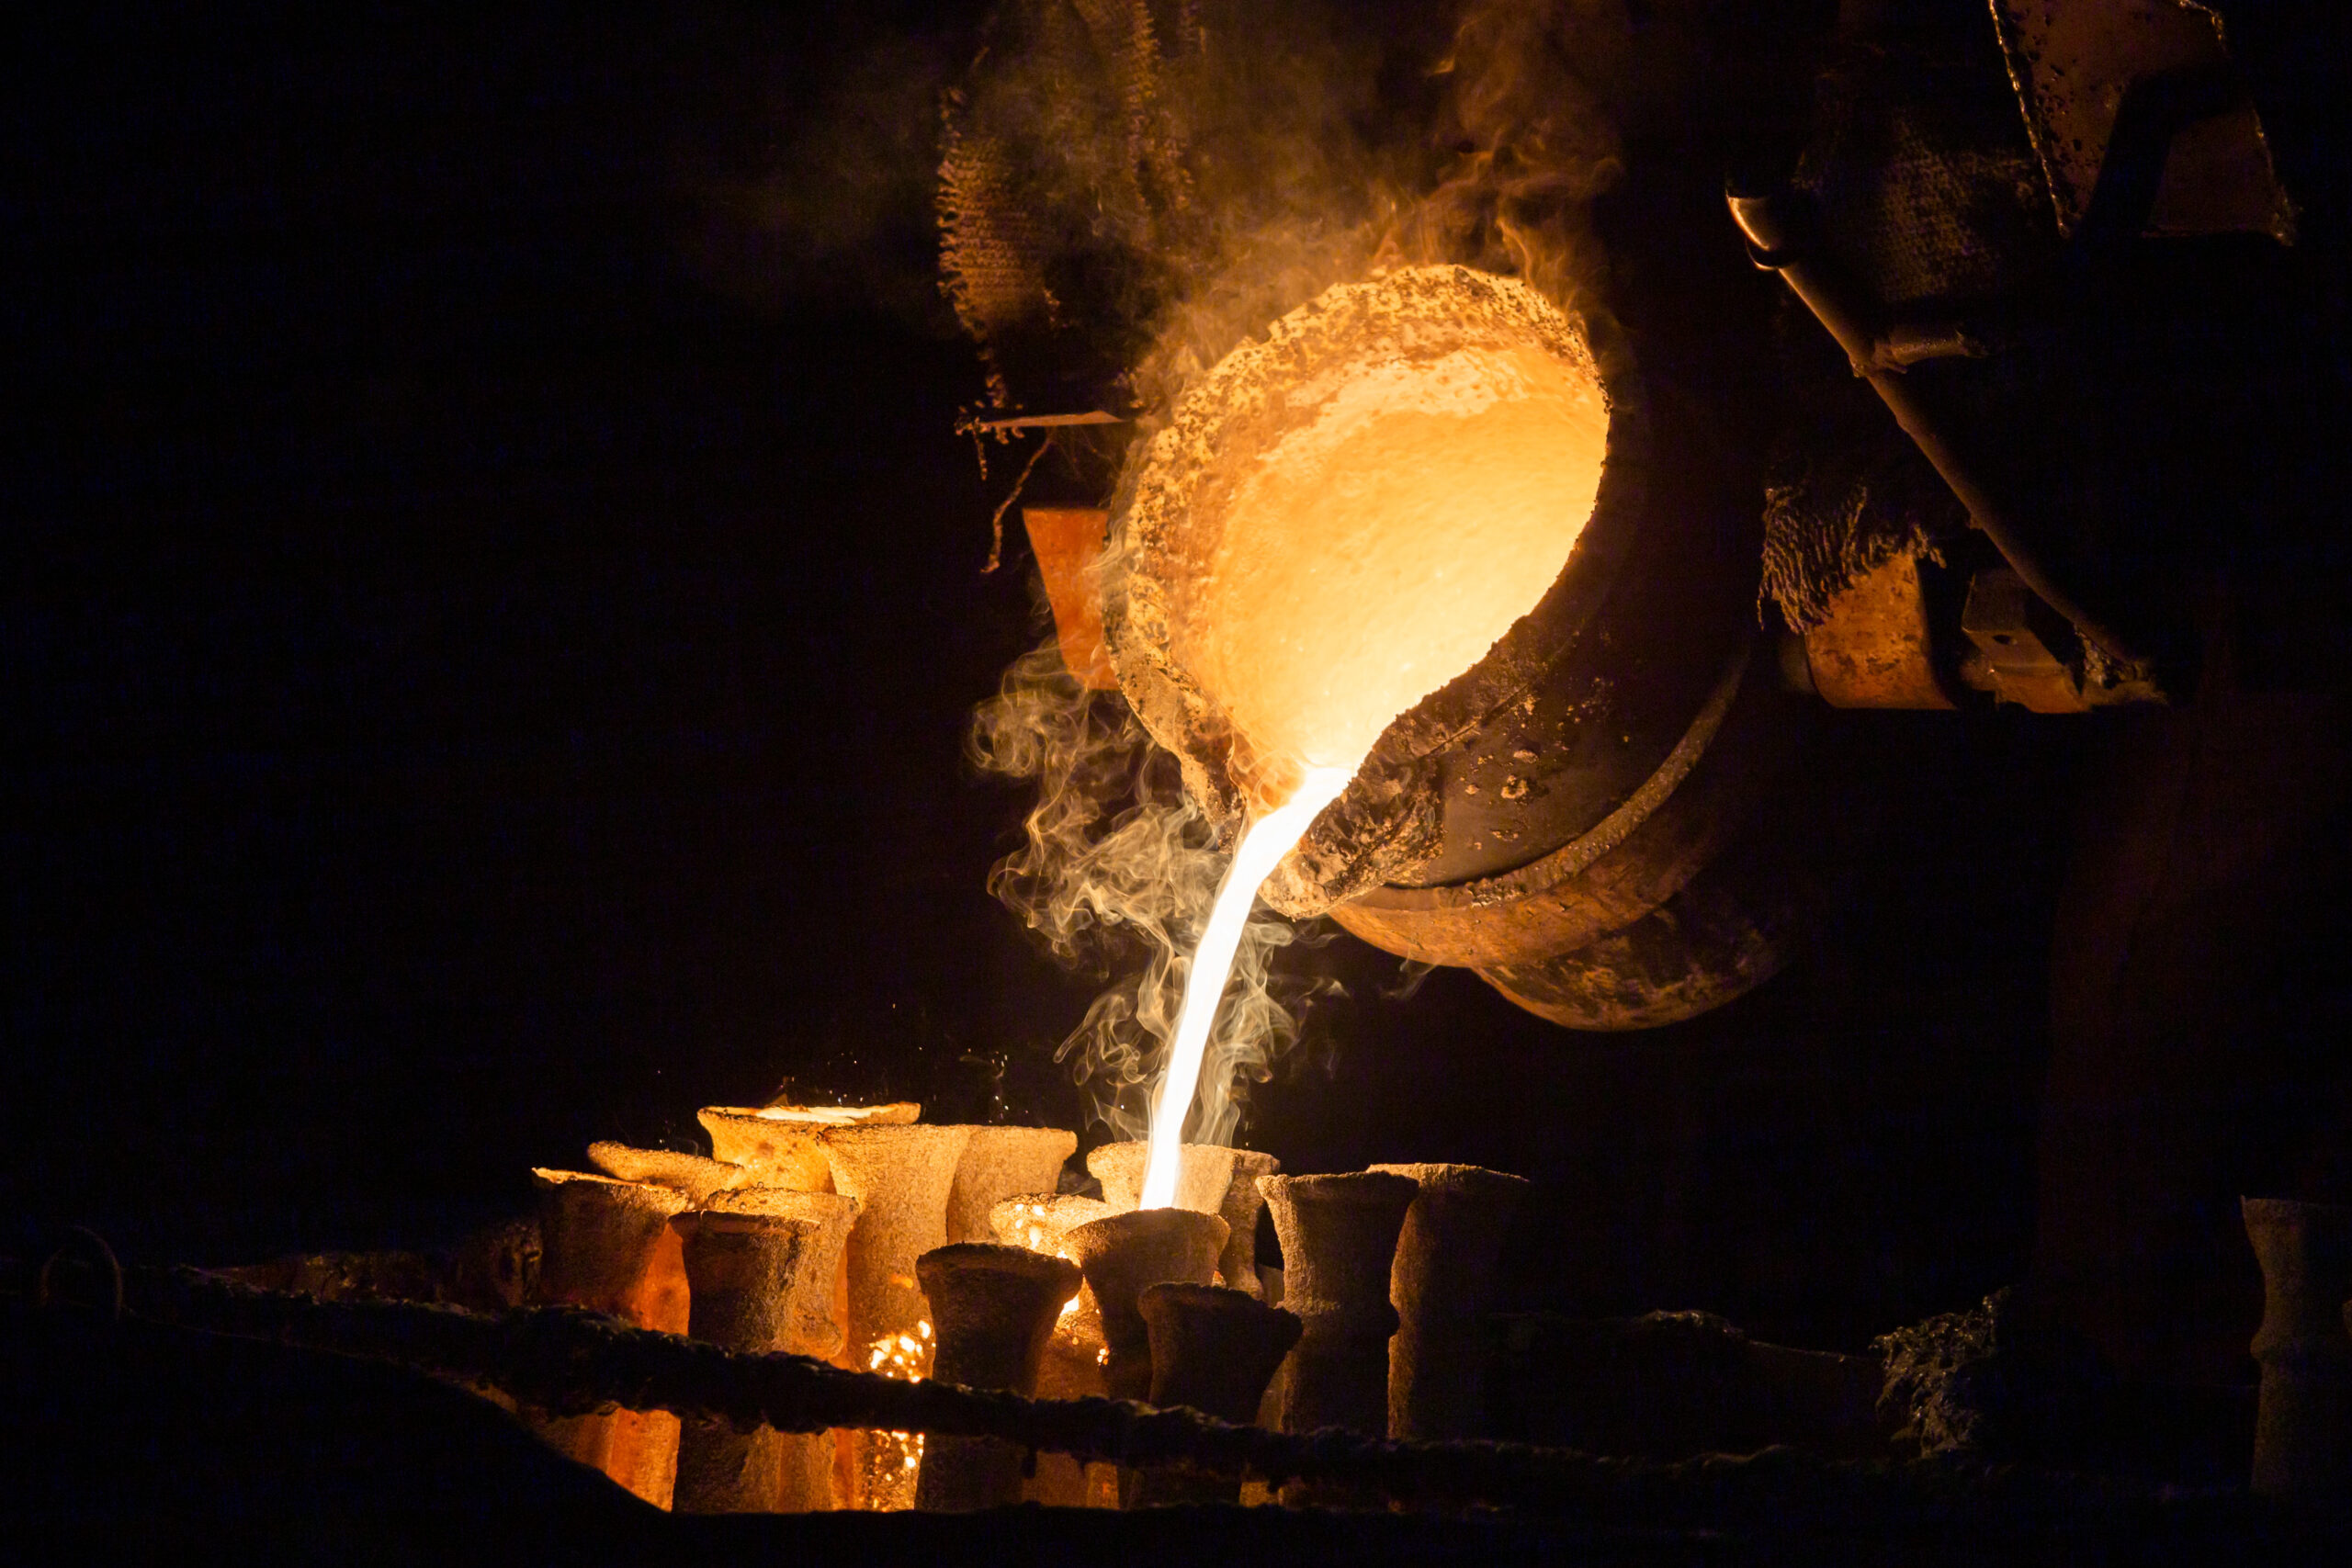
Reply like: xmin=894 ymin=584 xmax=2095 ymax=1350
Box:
xmin=6 ymin=2 xmax=2083 ymax=1352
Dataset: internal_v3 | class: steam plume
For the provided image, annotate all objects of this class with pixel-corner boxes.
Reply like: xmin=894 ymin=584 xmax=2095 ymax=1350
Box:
xmin=1416 ymin=0 xmax=1627 ymax=311
xmin=968 ymin=638 xmax=1339 ymax=1145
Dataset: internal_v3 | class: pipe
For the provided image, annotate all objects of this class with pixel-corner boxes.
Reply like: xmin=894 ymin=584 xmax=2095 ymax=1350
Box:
xmin=1371 ymin=1163 xmax=1530 ymax=1440
xmin=1062 ymin=1209 xmax=1229 ymax=1403
xmin=529 ymin=1170 xmax=691 ymax=1506
xmin=913 ymin=1243 xmax=1082 ymax=1510
xmin=1725 ymin=183 xmax=2153 ymax=671
xmin=1256 ymin=1173 xmax=1417 ymax=1438
xmin=944 ymin=1127 xmax=1078 ymax=1246
xmin=671 ymin=1210 xmax=817 ymax=1514
xmin=1087 ymin=1140 xmax=1236 ymax=1216
xmin=1131 ymin=1283 xmax=1301 ymax=1506
xmin=989 ymin=1191 xmax=1117 ymax=1506
xmin=2242 ymin=1197 xmax=2352 ymax=1497
xmin=1216 ymin=1151 xmax=1282 ymax=1298
xmin=820 ymin=1124 xmax=976 ymax=1508
xmin=586 ymin=1143 xmax=751 ymax=1207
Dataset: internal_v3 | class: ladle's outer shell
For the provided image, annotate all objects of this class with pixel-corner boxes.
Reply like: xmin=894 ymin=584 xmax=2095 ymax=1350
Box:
xmin=1474 ymin=792 xmax=1810 ymax=1030
xmin=1106 ymin=265 xmax=1800 ymax=1026
xmin=1112 ymin=268 xmax=1666 ymax=910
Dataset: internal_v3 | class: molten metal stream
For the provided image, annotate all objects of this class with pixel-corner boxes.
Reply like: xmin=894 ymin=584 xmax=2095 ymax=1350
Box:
xmin=1127 ymin=272 xmax=1610 ymax=1209
xmin=1139 ymin=764 xmax=1356 ymax=1210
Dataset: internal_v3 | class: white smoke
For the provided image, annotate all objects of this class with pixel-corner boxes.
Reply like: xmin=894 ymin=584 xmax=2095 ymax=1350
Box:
xmin=968 ymin=637 xmax=1340 ymax=1145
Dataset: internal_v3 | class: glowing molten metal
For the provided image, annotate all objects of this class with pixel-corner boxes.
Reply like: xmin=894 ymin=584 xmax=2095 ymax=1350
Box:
xmin=1132 ymin=268 xmax=1610 ymax=1209
xmin=1172 ymin=340 xmax=1607 ymax=792
xmin=1139 ymin=766 xmax=1352 ymax=1211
